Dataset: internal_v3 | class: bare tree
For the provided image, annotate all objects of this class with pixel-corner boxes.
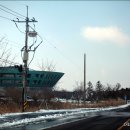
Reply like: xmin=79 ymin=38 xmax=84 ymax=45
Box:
xmin=4 ymin=87 xmax=22 ymax=107
xmin=104 ymin=84 xmax=113 ymax=99
xmin=0 ymin=37 xmax=16 ymax=66
xmin=112 ymin=83 xmax=122 ymax=100
xmin=73 ymin=81 xmax=84 ymax=106
xmin=28 ymin=90 xmax=40 ymax=105
xmin=36 ymin=59 xmax=57 ymax=108
xmin=39 ymin=88 xmax=54 ymax=109
xmin=113 ymin=83 xmax=121 ymax=91
xmin=37 ymin=59 xmax=56 ymax=71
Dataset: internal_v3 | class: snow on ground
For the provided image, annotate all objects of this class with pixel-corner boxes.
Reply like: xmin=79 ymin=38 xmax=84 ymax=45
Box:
xmin=0 ymin=104 xmax=129 ymax=129
xmin=0 ymin=114 xmax=63 ymax=128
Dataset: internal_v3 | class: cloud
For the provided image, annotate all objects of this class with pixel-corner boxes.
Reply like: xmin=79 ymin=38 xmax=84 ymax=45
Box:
xmin=82 ymin=26 xmax=129 ymax=46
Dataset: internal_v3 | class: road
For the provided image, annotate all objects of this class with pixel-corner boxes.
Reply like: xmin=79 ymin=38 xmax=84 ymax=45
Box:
xmin=1 ymin=105 xmax=130 ymax=130
xmin=43 ymin=107 xmax=130 ymax=130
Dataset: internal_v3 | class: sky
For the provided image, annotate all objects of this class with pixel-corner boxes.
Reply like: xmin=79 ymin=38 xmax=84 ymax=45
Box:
xmin=0 ymin=1 xmax=130 ymax=91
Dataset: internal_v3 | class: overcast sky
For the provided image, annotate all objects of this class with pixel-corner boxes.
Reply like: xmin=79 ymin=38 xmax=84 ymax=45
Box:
xmin=0 ymin=1 xmax=130 ymax=91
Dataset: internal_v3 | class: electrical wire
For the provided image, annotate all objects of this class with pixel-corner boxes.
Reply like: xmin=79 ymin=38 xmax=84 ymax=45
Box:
xmin=28 ymin=25 xmax=43 ymax=51
xmin=0 ymin=15 xmax=12 ymax=21
xmin=14 ymin=22 xmax=25 ymax=34
xmin=34 ymin=40 xmax=43 ymax=51
xmin=29 ymin=36 xmax=37 ymax=50
xmin=42 ymin=36 xmax=81 ymax=70
xmin=27 ymin=34 xmax=43 ymax=67
xmin=29 ymin=26 xmax=80 ymax=70
xmin=0 ymin=5 xmax=39 ymax=68
xmin=28 ymin=51 xmax=35 ymax=67
xmin=29 ymin=25 xmax=36 ymax=32
xmin=37 ymin=33 xmax=43 ymax=43
xmin=0 ymin=4 xmax=26 ymax=19
xmin=0 ymin=7 xmax=24 ymax=20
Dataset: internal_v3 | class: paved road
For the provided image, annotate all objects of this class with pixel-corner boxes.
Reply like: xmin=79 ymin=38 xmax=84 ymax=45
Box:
xmin=43 ymin=107 xmax=130 ymax=130
xmin=2 ymin=106 xmax=130 ymax=130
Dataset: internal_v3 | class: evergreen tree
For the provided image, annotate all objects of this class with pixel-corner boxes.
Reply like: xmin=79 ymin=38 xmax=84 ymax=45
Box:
xmin=95 ymin=81 xmax=104 ymax=101
xmin=87 ymin=81 xmax=94 ymax=102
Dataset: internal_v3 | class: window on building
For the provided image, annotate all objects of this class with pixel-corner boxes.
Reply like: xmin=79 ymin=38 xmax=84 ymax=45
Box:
xmin=2 ymin=80 xmax=13 ymax=84
xmin=40 ymin=74 xmax=44 ymax=78
xmin=35 ymin=74 xmax=39 ymax=78
xmin=38 ymin=80 xmax=41 ymax=84
xmin=2 ymin=74 xmax=14 ymax=78
xmin=46 ymin=75 xmax=49 ymax=79
xmin=27 ymin=74 xmax=31 ymax=78
xmin=17 ymin=74 xmax=22 ymax=78
xmin=15 ymin=80 xmax=22 ymax=84
xmin=27 ymin=80 xmax=30 ymax=84
xmin=33 ymin=80 xmax=37 ymax=84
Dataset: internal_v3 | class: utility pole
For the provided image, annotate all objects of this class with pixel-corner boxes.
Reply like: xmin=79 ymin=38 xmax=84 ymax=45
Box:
xmin=13 ymin=6 xmax=37 ymax=112
xmin=84 ymin=53 xmax=86 ymax=106
xmin=22 ymin=6 xmax=29 ymax=112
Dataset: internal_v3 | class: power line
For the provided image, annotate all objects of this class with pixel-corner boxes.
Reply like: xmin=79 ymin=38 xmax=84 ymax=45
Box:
xmin=0 ymin=15 xmax=12 ymax=21
xmin=0 ymin=4 xmax=26 ymax=19
xmin=28 ymin=51 xmax=35 ymax=66
xmin=14 ymin=22 xmax=25 ymax=34
xmin=0 ymin=7 xmax=24 ymax=19
xmin=42 ymin=36 xmax=81 ymax=70
xmin=12 ymin=14 xmax=76 ymax=70
xmin=25 ymin=30 xmax=65 ymax=65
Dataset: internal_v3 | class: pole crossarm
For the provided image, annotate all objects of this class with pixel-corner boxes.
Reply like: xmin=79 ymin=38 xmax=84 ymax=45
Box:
xmin=12 ymin=20 xmax=38 ymax=23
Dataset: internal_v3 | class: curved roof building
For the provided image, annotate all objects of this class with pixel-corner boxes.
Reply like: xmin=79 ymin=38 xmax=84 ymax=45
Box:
xmin=0 ymin=66 xmax=64 ymax=88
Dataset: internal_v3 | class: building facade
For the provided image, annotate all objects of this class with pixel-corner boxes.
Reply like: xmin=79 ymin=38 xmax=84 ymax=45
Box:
xmin=0 ymin=67 xmax=64 ymax=88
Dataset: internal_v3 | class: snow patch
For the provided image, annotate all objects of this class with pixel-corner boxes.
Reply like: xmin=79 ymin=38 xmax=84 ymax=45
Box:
xmin=0 ymin=104 xmax=129 ymax=128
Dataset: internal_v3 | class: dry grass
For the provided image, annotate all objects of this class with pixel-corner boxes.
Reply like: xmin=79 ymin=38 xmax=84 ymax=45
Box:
xmin=0 ymin=102 xmax=21 ymax=114
xmin=0 ymin=98 xmax=125 ymax=114
xmin=85 ymin=99 xmax=125 ymax=108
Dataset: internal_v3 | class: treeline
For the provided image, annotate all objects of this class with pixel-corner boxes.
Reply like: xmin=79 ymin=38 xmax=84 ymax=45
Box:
xmin=0 ymin=81 xmax=129 ymax=105
xmin=70 ymin=81 xmax=130 ymax=104
xmin=0 ymin=81 xmax=129 ymax=113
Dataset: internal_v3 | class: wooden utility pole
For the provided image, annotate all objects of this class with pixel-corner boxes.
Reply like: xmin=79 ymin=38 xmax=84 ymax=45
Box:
xmin=13 ymin=6 xmax=37 ymax=112
xmin=22 ymin=6 xmax=29 ymax=112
